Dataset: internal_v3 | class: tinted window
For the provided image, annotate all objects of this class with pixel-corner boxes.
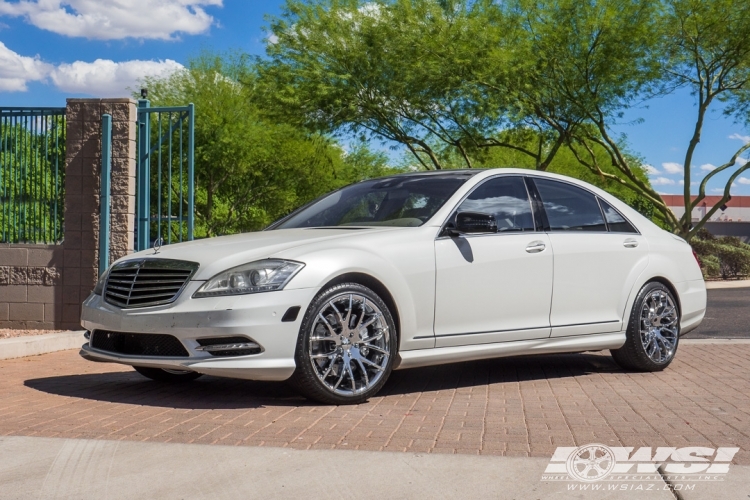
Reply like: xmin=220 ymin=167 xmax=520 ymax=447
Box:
xmin=599 ymin=198 xmax=637 ymax=233
xmin=457 ymin=176 xmax=534 ymax=232
xmin=275 ymin=174 xmax=470 ymax=228
xmin=534 ymin=179 xmax=606 ymax=232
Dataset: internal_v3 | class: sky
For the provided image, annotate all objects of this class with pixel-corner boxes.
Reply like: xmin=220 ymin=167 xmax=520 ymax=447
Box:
xmin=1 ymin=0 xmax=749 ymax=197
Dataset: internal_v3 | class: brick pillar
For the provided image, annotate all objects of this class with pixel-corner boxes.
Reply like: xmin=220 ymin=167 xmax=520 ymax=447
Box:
xmin=63 ymin=98 xmax=136 ymax=328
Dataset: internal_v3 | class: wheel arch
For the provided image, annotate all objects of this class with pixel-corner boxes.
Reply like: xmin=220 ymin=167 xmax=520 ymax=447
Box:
xmin=645 ymin=276 xmax=682 ymax=315
xmin=321 ymin=272 xmax=402 ymax=348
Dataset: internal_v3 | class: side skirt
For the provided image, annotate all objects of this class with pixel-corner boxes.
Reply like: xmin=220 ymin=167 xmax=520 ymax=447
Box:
xmin=395 ymin=331 xmax=626 ymax=370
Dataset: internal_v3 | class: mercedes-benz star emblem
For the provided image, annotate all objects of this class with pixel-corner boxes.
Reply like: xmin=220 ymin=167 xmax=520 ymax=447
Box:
xmin=153 ymin=237 xmax=163 ymax=254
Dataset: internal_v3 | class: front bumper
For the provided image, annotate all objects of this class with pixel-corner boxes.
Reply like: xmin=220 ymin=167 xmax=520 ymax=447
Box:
xmin=80 ymin=281 xmax=320 ymax=381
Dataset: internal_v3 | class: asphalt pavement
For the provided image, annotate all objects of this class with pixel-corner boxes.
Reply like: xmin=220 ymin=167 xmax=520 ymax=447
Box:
xmin=686 ymin=288 xmax=750 ymax=339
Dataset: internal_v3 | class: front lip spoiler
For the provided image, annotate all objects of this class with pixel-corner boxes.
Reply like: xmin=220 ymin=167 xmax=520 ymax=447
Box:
xmin=80 ymin=344 xmax=194 ymax=369
xmin=79 ymin=344 xmax=296 ymax=381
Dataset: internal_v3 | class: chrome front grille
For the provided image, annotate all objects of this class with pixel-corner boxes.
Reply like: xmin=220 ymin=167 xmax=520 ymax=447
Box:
xmin=104 ymin=259 xmax=199 ymax=308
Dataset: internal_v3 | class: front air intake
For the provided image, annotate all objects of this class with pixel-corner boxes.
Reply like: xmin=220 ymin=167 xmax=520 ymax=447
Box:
xmin=91 ymin=330 xmax=189 ymax=357
xmin=104 ymin=259 xmax=198 ymax=308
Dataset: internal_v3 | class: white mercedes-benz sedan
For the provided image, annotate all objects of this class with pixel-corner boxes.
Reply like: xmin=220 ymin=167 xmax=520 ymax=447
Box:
xmin=80 ymin=168 xmax=706 ymax=404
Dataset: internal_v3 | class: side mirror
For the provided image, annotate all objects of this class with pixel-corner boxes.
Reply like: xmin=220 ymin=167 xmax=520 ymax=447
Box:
xmin=452 ymin=211 xmax=497 ymax=235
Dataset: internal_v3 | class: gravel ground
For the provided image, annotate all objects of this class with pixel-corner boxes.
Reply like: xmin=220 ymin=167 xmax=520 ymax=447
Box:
xmin=0 ymin=329 xmax=68 ymax=340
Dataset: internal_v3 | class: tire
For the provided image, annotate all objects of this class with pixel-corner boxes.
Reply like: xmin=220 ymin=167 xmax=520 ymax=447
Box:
xmin=290 ymin=283 xmax=397 ymax=405
xmin=611 ymin=282 xmax=680 ymax=372
xmin=134 ymin=366 xmax=203 ymax=382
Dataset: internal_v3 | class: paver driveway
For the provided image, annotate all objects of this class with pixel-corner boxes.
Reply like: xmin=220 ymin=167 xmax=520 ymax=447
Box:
xmin=1 ymin=342 xmax=748 ymax=464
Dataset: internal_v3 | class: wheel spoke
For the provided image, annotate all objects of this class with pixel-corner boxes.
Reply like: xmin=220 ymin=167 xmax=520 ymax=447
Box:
xmin=366 ymin=344 xmax=388 ymax=355
xmin=345 ymin=294 xmax=353 ymax=325
xmin=360 ymin=357 xmax=384 ymax=372
xmin=328 ymin=300 xmax=345 ymax=325
xmin=355 ymin=358 xmax=369 ymax=387
xmin=321 ymin=355 xmax=337 ymax=379
xmin=332 ymin=367 xmax=346 ymax=390
xmin=311 ymin=353 xmax=332 ymax=360
xmin=318 ymin=313 xmax=337 ymax=337
xmin=354 ymin=298 xmax=367 ymax=329
xmin=363 ymin=331 xmax=383 ymax=343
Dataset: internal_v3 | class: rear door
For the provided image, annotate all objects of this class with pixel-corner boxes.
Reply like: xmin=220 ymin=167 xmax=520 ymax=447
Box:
xmin=531 ymin=178 xmax=649 ymax=337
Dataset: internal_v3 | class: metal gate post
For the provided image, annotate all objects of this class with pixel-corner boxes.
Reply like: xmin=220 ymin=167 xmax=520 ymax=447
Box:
xmin=187 ymin=103 xmax=195 ymax=240
xmin=136 ymin=99 xmax=150 ymax=251
xmin=99 ymin=113 xmax=112 ymax=274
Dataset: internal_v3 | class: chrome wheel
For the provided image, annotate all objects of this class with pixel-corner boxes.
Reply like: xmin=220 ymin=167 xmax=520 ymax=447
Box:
xmin=308 ymin=293 xmax=390 ymax=397
xmin=639 ymin=289 xmax=678 ymax=364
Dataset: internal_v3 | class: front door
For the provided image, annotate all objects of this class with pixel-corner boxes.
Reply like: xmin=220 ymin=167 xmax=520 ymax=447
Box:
xmin=434 ymin=176 xmax=553 ymax=347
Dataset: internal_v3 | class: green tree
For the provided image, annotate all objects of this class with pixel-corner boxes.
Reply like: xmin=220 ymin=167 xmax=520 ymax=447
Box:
xmin=262 ymin=1 xmax=663 ymax=217
xmin=141 ymin=51 xmax=397 ymax=236
xmin=661 ymin=0 xmax=750 ymax=239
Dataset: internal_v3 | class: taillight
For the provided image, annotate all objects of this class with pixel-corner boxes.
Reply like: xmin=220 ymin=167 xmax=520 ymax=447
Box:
xmin=692 ymin=249 xmax=702 ymax=267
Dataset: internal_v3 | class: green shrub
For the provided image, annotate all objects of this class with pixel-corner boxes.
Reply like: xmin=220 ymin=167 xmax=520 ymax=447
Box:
xmin=692 ymin=236 xmax=750 ymax=279
xmin=700 ymin=254 xmax=721 ymax=278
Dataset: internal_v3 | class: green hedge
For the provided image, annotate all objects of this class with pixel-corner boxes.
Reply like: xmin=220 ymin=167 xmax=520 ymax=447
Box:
xmin=691 ymin=233 xmax=750 ymax=279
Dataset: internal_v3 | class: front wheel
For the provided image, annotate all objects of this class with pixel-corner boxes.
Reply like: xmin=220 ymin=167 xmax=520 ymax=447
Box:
xmin=290 ymin=283 xmax=397 ymax=405
xmin=134 ymin=366 xmax=203 ymax=382
xmin=611 ymin=282 xmax=680 ymax=371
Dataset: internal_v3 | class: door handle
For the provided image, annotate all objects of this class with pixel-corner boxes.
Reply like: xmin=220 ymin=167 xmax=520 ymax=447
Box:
xmin=526 ymin=241 xmax=546 ymax=253
xmin=623 ymin=238 xmax=639 ymax=248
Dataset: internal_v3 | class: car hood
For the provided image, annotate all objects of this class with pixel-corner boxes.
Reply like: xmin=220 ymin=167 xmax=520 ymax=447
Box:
xmin=115 ymin=227 xmax=401 ymax=280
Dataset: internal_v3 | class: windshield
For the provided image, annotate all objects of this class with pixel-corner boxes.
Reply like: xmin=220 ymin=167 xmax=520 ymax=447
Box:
xmin=273 ymin=173 xmax=473 ymax=229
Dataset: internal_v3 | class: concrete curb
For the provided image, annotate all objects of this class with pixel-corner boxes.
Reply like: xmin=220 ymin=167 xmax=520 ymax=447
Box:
xmin=705 ymin=279 xmax=750 ymax=289
xmin=681 ymin=338 xmax=750 ymax=344
xmin=0 ymin=331 xmax=85 ymax=360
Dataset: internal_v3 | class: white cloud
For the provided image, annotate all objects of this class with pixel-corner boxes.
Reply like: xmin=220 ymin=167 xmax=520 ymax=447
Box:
xmin=710 ymin=188 xmax=724 ymax=193
xmin=736 ymin=157 xmax=748 ymax=166
xmin=643 ymin=164 xmax=659 ymax=175
xmin=0 ymin=0 xmax=221 ymax=40
xmin=700 ymin=163 xmax=717 ymax=172
xmin=662 ymin=162 xmax=684 ymax=174
xmin=0 ymin=43 xmax=182 ymax=96
xmin=652 ymin=177 xmax=676 ymax=186
xmin=729 ymin=133 xmax=750 ymax=144
xmin=0 ymin=41 xmax=51 ymax=91
xmin=51 ymin=59 xmax=183 ymax=96
xmin=738 ymin=177 xmax=750 ymax=185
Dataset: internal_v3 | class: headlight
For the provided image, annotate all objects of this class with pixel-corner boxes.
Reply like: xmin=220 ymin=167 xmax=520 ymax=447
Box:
xmin=193 ymin=259 xmax=304 ymax=298
xmin=93 ymin=267 xmax=110 ymax=295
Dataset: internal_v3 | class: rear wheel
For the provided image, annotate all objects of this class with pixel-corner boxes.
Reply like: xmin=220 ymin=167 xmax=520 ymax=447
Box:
xmin=134 ymin=366 xmax=202 ymax=382
xmin=290 ymin=283 xmax=397 ymax=405
xmin=611 ymin=282 xmax=680 ymax=371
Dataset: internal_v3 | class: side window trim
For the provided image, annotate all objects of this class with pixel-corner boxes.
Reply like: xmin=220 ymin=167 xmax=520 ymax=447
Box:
xmin=524 ymin=176 xmax=549 ymax=232
xmin=437 ymin=174 xmax=537 ymax=238
xmin=595 ymin=197 xmax=610 ymax=232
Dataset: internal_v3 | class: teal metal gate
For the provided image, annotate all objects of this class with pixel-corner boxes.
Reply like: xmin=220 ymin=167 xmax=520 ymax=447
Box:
xmin=135 ymin=99 xmax=195 ymax=251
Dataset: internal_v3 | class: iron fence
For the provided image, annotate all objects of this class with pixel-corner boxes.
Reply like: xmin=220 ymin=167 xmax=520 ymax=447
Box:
xmin=136 ymin=100 xmax=195 ymax=251
xmin=0 ymin=107 xmax=66 ymax=244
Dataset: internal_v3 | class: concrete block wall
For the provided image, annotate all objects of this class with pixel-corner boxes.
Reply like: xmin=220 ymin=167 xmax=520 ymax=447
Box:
xmin=0 ymin=98 xmax=136 ymax=330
